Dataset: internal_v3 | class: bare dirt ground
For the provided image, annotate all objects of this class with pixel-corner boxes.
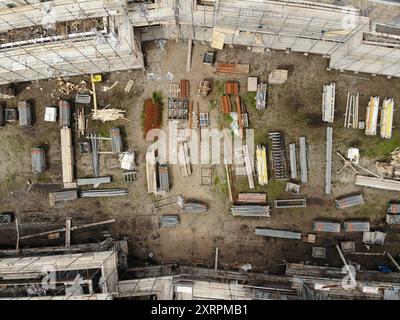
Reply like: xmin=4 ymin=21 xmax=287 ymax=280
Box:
xmin=1 ymin=40 xmax=400 ymax=273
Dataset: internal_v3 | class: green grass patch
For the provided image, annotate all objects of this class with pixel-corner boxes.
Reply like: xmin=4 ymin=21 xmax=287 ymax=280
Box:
xmin=265 ymin=179 xmax=287 ymax=201
xmin=241 ymin=92 xmax=257 ymax=111
xmin=208 ymin=100 xmax=218 ymax=111
xmin=214 ymin=80 xmax=225 ymax=96
xmin=212 ymin=175 xmax=228 ymax=197
xmin=361 ymin=130 xmax=400 ymax=159
xmin=152 ymin=90 xmax=163 ymax=105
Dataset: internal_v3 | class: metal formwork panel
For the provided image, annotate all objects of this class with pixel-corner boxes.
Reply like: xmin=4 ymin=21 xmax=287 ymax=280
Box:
xmin=289 ymin=143 xmax=297 ymax=180
xmin=59 ymin=100 xmax=71 ymax=128
xmin=18 ymin=100 xmax=32 ymax=127
xmin=299 ymin=137 xmax=308 ymax=183
xmin=110 ymin=128 xmax=122 ymax=154
xmin=325 ymin=127 xmax=333 ymax=195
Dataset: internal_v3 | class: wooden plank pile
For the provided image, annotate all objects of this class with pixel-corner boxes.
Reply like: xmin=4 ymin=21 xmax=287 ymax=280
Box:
xmin=178 ymin=142 xmax=192 ymax=176
xmin=365 ymin=96 xmax=379 ymax=135
xmin=216 ymin=63 xmax=249 ymax=75
xmin=60 ymin=127 xmax=75 ymax=189
xmin=197 ymin=80 xmax=210 ymax=96
xmin=268 ymin=70 xmax=288 ymax=85
xmin=146 ymin=150 xmax=157 ymax=194
xmin=92 ymin=108 xmax=126 ymax=122
xmin=169 ymin=83 xmax=180 ymax=98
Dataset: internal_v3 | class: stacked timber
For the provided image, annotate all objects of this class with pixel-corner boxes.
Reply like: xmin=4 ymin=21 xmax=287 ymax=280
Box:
xmin=256 ymin=145 xmax=268 ymax=186
xmin=169 ymin=83 xmax=180 ymax=98
xmin=237 ymin=193 xmax=266 ymax=203
xmin=321 ymin=83 xmax=335 ymax=123
xmin=197 ymin=80 xmax=210 ymax=96
xmin=365 ymin=96 xmax=379 ymax=136
xmin=92 ymin=108 xmax=126 ymax=122
xmin=18 ymin=100 xmax=32 ymax=127
xmin=268 ymin=70 xmax=288 ymax=85
xmin=243 ymin=144 xmax=254 ymax=189
xmin=60 ymin=127 xmax=75 ymax=188
xmin=160 ymin=215 xmax=180 ymax=228
xmin=344 ymin=221 xmax=370 ymax=232
xmin=380 ymin=97 xmax=394 ymax=139
xmin=225 ymin=82 xmax=239 ymax=94
xmin=231 ymin=205 xmax=270 ymax=217
xmin=146 ymin=150 xmax=157 ymax=194
xmin=220 ymin=95 xmax=232 ymax=114
xmin=344 ymin=92 xmax=359 ymax=129
xmin=179 ymin=80 xmax=190 ymax=98
xmin=355 ymin=175 xmax=400 ymax=192
xmin=235 ymin=96 xmax=244 ymax=138
xmin=178 ymin=142 xmax=191 ymax=176
xmin=216 ymin=63 xmax=249 ymax=75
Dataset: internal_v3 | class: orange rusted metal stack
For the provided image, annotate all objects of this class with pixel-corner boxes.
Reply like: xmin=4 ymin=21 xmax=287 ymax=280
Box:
xmin=144 ymin=99 xmax=161 ymax=140
xmin=221 ymin=95 xmax=232 ymax=114
xmin=179 ymin=79 xmax=190 ymax=98
xmin=237 ymin=193 xmax=267 ymax=204
xmin=216 ymin=63 xmax=250 ymax=75
xmin=225 ymin=81 xmax=239 ymax=94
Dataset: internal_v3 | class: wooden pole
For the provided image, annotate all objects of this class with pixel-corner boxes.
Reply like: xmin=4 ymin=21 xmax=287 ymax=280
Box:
xmin=65 ymin=218 xmax=72 ymax=247
xmin=20 ymin=219 xmax=115 ymax=240
xmin=385 ymin=251 xmax=400 ymax=272
xmin=214 ymin=247 xmax=219 ymax=270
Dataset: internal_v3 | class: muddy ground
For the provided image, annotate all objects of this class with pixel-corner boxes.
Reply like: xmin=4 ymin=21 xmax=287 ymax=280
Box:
xmin=1 ymin=41 xmax=400 ymax=273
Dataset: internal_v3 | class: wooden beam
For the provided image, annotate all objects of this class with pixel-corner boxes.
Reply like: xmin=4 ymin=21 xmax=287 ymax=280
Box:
xmin=65 ymin=218 xmax=72 ymax=247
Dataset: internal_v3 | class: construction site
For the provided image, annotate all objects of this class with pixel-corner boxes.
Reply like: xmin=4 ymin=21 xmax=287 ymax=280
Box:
xmin=2 ymin=0 xmax=400 ymax=301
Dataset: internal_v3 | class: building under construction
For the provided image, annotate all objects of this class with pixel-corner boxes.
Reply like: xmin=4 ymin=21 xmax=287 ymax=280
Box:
xmin=1 ymin=0 xmax=400 ymax=84
xmin=1 ymin=240 xmax=400 ymax=300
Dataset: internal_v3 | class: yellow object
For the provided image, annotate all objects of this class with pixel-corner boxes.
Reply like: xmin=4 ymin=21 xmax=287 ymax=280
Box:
xmin=256 ymin=145 xmax=268 ymax=186
xmin=91 ymin=74 xmax=102 ymax=82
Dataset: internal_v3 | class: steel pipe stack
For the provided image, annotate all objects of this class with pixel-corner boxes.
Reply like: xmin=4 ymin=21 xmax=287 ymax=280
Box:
xmin=31 ymin=147 xmax=46 ymax=174
xmin=183 ymin=201 xmax=208 ymax=213
xmin=80 ymin=188 xmax=128 ymax=198
xmin=335 ymin=194 xmax=364 ymax=209
xmin=18 ymin=100 xmax=32 ymax=127
xmin=110 ymin=128 xmax=122 ymax=154
xmin=160 ymin=215 xmax=180 ymax=228
xmin=231 ymin=205 xmax=271 ymax=217
xmin=59 ymin=100 xmax=71 ymax=127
